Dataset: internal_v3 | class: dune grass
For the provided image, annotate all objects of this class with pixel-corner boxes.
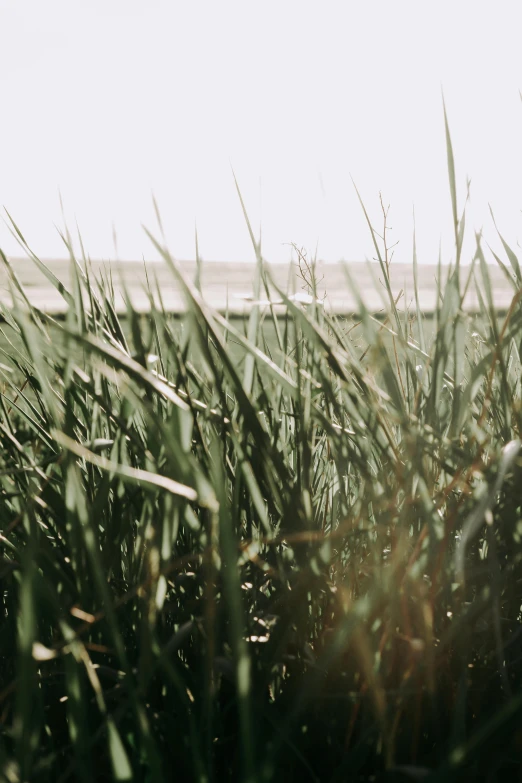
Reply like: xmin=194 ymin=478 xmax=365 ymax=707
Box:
xmin=2 ymin=125 xmax=522 ymax=782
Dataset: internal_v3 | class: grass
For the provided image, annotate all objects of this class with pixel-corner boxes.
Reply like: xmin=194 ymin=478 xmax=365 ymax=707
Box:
xmin=1 ymin=121 xmax=522 ymax=782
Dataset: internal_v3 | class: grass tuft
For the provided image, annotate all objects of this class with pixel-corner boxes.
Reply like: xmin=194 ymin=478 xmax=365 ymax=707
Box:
xmin=1 ymin=120 xmax=522 ymax=781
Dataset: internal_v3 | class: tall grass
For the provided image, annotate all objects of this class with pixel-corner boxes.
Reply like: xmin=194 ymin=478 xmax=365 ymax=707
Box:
xmin=1 ymin=125 xmax=522 ymax=782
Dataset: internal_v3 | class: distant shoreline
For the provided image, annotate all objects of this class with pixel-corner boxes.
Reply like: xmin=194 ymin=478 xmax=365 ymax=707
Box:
xmin=1 ymin=257 xmax=514 ymax=315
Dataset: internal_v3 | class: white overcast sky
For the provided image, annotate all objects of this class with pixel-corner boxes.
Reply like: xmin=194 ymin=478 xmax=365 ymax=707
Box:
xmin=1 ymin=1 xmax=521 ymax=264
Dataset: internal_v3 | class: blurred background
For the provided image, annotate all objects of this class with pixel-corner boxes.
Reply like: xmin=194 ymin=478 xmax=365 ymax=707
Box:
xmin=0 ymin=0 xmax=521 ymax=265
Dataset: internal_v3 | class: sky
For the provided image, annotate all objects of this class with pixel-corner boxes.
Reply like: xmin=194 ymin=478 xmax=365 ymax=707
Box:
xmin=0 ymin=1 xmax=521 ymax=265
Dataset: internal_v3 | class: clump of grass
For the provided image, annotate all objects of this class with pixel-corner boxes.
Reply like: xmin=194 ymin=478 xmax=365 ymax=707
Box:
xmin=1 ymin=119 xmax=522 ymax=783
